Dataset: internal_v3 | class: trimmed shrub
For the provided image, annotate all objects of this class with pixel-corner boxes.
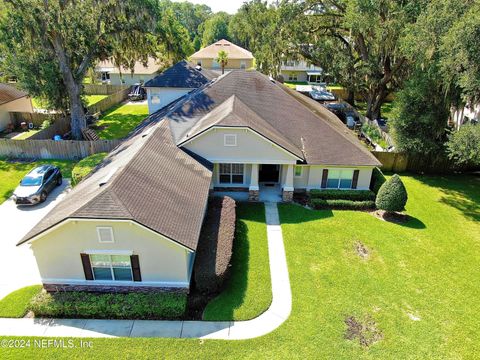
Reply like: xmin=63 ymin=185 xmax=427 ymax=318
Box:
xmin=194 ymin=196 xmax=236 ymax=294
xmin=71 ymin=152 xmax=107 ymax=186
xmin=375 ymin=174 xmax=408 ymax=212
xmin=29 ymin=291 xmax=186 ymax=319
xmin=310 ymin=199 xmax=376 ymax=210
xmin=370 ymin=167 xmax=386 ymax=194
xmin=309 ymin=189 xmax=376 ymax=201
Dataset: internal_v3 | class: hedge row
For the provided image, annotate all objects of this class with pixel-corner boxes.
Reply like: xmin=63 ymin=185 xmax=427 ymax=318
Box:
xmin=309 ymin=189 xmax=376 ymax=201
xmin=29 ymin=291 xmax=186 ymax=319
xmin=371 ymin=167 xmax=386 ymax=194
xmin=310 ymin=199 xmax=376 ymax=210
xmin=194 ymin=196 xmax=236 ymax=294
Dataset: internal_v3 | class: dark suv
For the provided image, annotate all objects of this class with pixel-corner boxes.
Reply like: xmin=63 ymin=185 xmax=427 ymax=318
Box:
xmin=12 ymin=165 xmax=63 ymax=205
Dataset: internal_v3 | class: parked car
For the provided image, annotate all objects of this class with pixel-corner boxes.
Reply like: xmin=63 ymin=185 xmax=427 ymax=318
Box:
xmin=310 ymin=89 xmax=336 ymax=102
xmin=323 ymin=102 xmax=361 ymax=129
xmin=128 ymin=84 xmax=146 ymax=101
xmin=12 ymin=165 xmax=62 ymax=205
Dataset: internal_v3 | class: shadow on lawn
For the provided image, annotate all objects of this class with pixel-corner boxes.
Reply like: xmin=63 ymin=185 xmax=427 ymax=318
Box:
xmin=278 ymin=203 xmax=333 ymax=224
xmin=414 ymin=174 xmax=480 ymax=222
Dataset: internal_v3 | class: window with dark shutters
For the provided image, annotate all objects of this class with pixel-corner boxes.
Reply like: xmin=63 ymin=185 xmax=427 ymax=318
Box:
xmin=321 ymin=169 xmax=329 ymax=188
xmin=130 ymin=255 xmax=142 ymax=282
xmin=352 ymin=170 xmax=360 ymax=189
xmin=80 ymin=253 xmax=94 ymax=280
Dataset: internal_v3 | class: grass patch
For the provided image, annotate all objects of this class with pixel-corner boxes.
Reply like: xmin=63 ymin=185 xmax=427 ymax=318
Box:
xmin=356 ymin=101 xmax=394 ymax=119
xmin=11 ymin=129 xmax=40 ymax=140
xmin=0 ymin=286 xmax=42 ymax=318
xmin=0 ymin=158 xmax=76 ymax=204
xmin=85 ymin=95 xmax=108 ymax=106
xmin=95 ymin=103 xmax=148 ymax=139
xmin=71 ymin=152 xmax=107 ymax=186
xmin=2 ymin=175 xmax=480 ymax=358
xmin=30 ymin=291 xmax=186 ymax=320
xmin=283 ymin=81 xmax=308 ymax=89
xmin=203 ymin=203 xmax=271 ymax=321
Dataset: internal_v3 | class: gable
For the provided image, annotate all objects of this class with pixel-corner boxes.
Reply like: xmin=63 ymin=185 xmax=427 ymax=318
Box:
xmin=181 ymin=127 xmax=300 ymax=164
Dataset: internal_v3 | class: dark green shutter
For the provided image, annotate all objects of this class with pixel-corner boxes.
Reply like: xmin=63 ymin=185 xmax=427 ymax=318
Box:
xmin=352 ymin=170 xmax=360 ymax=189
xmin=321 ymin=169 xmax=328 ymax=188
xmin=80 ymin=253 xmax=94 ymax=280
xmin=130 ymin=255 xmax=142 ymax=282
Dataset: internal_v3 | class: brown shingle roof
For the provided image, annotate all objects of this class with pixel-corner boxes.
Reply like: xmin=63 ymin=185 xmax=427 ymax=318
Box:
xmin=18 ymin=121 xmax=213 ymax=250
xmin=190 ymin=39 xmax=254 ymax=60
xmin=164 ymin=70 xmax=381 ymax=167
xmin=0 ymin=84 xmax=28 ymax=106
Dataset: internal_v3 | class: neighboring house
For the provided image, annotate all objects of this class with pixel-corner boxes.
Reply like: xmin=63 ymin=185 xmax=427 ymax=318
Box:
xmin=190 ymin=39 xmax=254 ymax=71
xmin=95 ymin=57 xmax=162 ymax=85
xmin=0 ymin=84 xmax=34 ymax=131
xmin=144 ymin=60 xmax=218 ymax=114
xmin=280 ymin=60 xmax=323 ymax=84
xmin=451 ymin=102 xmax=479 ymax=130
xmin=18 ymin=70 xmax=380 ymax=293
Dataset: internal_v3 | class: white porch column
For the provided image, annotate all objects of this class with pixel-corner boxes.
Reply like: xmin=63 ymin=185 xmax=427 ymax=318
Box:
xmin=283 ymin=164 xmax=294 ymax=202
xmin=249 ymin=164 xmax=259 ymax=201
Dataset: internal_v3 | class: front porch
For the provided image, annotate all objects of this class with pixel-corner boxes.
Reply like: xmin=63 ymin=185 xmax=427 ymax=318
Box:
xmin=212 ymin=163 xmax=295 ymax=203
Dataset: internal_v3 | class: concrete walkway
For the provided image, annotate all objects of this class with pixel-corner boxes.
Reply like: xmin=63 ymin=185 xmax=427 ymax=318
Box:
xmin=0 ymin=203 xmax=291 ymax=339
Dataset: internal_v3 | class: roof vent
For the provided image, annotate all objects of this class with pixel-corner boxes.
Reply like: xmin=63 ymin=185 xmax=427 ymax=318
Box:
xmin=195 ymin=65 xmax=202 ymax=71
xmin=269 ymin=76 xmax=275 ymax=83
xmin=142 ymin=126 xmax=154 ymax=138
xmin=98 ymin=168 xmax=117 ymax=187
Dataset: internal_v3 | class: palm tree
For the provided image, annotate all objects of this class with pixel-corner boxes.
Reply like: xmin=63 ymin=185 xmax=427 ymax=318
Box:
xmin=216 ymin=50 xmax=229 ymax=75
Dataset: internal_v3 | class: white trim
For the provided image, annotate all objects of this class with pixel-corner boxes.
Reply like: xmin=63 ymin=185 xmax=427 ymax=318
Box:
xmin=283 ymin=186 xmax=294 ymax=192
xmin=40 ymin=278 xmax=189 ymax=288
xmin=96 ymin=227 xmax=114 ymax=243
xmin=23 ymin=218 xmax=195 ymax=253
xmin=249 ymin=185 xmax=259 ymax=191
xmin=84 ymin=249 xmax=133 ymax=255
xmin=217 ymin=163 xmax=246 ymax=185
xmin=223 ymin=134 xmax=237 ymax=146
xmin=180 ymin=126 xmax=303 ymax=161
xmin=212 ymin=159 xmax=296 ymax=165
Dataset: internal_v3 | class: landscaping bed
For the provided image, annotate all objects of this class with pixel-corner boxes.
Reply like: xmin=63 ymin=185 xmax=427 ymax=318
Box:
xmin=29 ymin=291 xmax=186 ymax=320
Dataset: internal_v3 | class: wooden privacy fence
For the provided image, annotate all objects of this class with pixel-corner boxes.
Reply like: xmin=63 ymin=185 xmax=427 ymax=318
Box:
xmin=371 ymin=151 xmax=474 ymax=174
xmin=83 ymin=84 xmax=129 ymax=95
xmin=0 ymin=139 xmax=121 ymax=160
xmin=87 ymin=87 xmax=130 ymax=114
xmin=28 ymin=117 xmax=71 ymax=140
xmin=10 ymin=111 xmax=63 ymax=128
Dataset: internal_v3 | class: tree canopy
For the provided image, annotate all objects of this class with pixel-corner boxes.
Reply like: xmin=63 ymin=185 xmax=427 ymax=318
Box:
xmin=201 ymin=12 xmax=231 ymax=47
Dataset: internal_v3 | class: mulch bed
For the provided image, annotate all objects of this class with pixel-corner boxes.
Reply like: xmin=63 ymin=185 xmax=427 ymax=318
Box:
xmin=371 ymin=210 xmax=410 ymax=224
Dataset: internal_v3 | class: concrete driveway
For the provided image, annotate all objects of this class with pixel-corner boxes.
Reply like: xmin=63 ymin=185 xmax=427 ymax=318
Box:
xmin=0 ymin=181 xmax=70 ymax=300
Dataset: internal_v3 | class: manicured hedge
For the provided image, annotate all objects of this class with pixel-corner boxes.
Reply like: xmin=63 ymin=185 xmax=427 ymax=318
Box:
xmin=194 ymin=196 xmax=236 ymax=294
xmin=371 ymin=167 xmax=386 ymax=194
xmin=309 ymin=189 xmax=376 ymax=201
xmin=310 ymin=199 xmax=376 ymax=210
xmin=29 ymin=291 xmax=186 ymax=319
xmin=376 ymin=174 xmax=408 ymax=212
xmin=71 ymin=152 xmax=107 ymax=186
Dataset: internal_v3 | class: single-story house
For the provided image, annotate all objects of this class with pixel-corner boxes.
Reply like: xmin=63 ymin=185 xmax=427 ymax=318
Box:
xmin=143 ymin=60 xmax=217 ymax=114
xmin=190 ymin=39 xmax=254 ymax=71
xmin=95 ymin=57 xmax=162 ymax=86
xmin=0 ymin=84 xmax=34 ymax=131
xmin=18 ymin=70 xmax=380 ymax=293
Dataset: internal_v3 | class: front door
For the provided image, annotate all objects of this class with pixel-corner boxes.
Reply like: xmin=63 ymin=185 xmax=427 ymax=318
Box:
xmin=259 ymin=164 xmax=280 ymax=183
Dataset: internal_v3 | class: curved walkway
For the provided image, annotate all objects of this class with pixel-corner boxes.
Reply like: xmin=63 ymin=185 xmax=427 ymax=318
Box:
xmin=0 ymin=203 xmax=291 ymax=339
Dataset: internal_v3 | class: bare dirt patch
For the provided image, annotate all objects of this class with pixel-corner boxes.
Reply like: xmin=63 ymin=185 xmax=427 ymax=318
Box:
xmin=344 ymin=315 xmax=383 ymax=347
xmin=354 ymin=241 xmax=370 ymax=260
xmin=371 ymin=210 xmax=409 ymax=224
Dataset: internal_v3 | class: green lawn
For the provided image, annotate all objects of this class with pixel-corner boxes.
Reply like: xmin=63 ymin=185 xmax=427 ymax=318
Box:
xmin=11 ymin=129 xmax=40 ymax=140
xmin=95 ymin=104 xmax=149 ymax=139
xmin=85 ymin=95 xmax=108 ymax=106
xmin=2 ymin=175 xmax=479 ymax=358
xmin=0 ymin=286 xmax=42 ymax=318
xmin=0 ymin=159 xmax=76 ymax=204
xmin=356 ymin=101 xmax=394 ymax=119
xmin=203 ymin=203 xmax=271 ymax=320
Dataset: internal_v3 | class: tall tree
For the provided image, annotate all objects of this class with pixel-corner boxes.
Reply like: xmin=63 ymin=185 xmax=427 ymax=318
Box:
xmin=201 ymin=12 xmax=231 ymax=46
xmin=216 ymin=50 xmax=228 ymax=75
xmin=291 ymin=0 xmax=423 ymax=119
xmin=0 ymin=0 xmax=180 ymax=139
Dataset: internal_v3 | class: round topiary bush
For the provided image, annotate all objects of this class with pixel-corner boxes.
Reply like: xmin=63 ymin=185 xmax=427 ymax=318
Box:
xmin=375 ymin=174 xmax=408 ymax=213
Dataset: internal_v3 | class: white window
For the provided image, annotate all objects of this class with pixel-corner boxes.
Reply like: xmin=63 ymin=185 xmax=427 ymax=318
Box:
xmin=219 ymin=163 xmax=244 ymax=184
xmin=294 ymin=166 xmax=303 ymax=177
xmin=151 ymin=94 xmax=161 ymax=104
xmin=97 ymin=227 xmax=114 ymax=243
xmin=240 ymin=60 xmax=246 ymax=69
xmin=288 ymin=73 xmax=298 ymax=81
xmin=326 ymin=169 xmax=354 ymax=189
xmin=90 ymin=254 xmax=133 ymax=281
xmin=224 ymin=134 xmax=237 ymax=146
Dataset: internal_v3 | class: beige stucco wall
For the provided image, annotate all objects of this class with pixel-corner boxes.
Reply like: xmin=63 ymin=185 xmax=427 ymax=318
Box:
xmin=0 ymin=96 xmax=33 ymax=113
xmin=108 ymin=73 xmax=157 ymax=86
xmin=146 ymin=87 xmax=192 ymax=114
xmin=29 ymin=220 xmax=193 ymax=288
xmin=280 ymin=70 xmax=308 ymax=83
xmin=183 ymin=127 xmax=298 ymax=165
xmin=190 ymin=58 xmax=254 ymax=70
xmin=0 ymin=110 xmax=10 ymax=131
